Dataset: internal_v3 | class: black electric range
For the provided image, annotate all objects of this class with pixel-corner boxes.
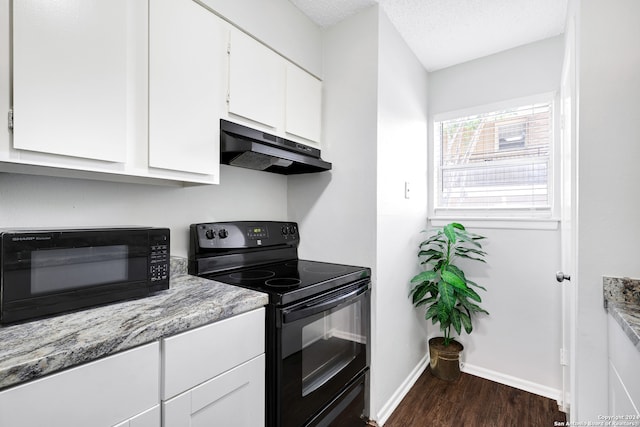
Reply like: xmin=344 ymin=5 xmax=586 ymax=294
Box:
xmin=188 ymin=221 xmax=370 ymax=304
xmin=189 ymin=221 xmax=371 ymax=427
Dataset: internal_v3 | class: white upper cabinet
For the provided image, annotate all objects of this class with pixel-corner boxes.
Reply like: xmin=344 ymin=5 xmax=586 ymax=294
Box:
xmin=285 ymin=63 xmax=322 ymax=142
xmin=12 ymin=0 xmax=140 ymax=162
xmin=228 ymin=29 xmax=284 ymax=130
xmin=1 ymin=0 xmax=322 ymax=184
xmin=148 ymin=0 xmax=226 ymax=180
xmin=227 ymin=28 xmax=322 ymax=145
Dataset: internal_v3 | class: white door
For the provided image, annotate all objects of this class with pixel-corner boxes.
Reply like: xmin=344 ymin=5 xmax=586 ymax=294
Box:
xmin=558 ymin=13 xmax=577 ymax=417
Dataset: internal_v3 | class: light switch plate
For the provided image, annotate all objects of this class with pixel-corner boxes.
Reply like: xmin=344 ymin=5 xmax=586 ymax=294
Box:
xmin=404 ymin=181 xmax=411 ymax=199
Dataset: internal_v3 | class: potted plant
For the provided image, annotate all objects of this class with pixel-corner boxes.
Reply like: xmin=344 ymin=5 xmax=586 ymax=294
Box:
xmin=409 ymin=222 xmax=488 ymax=381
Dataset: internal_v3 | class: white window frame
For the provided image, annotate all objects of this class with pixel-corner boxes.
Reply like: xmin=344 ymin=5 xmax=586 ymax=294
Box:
xmin=429 ymin=93 xmax=560 ymax=229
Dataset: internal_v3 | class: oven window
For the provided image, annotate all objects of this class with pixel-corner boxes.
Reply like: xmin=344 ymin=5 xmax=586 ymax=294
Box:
xmin=301 ymin=299 xmax=366 ymax=397
xmin=31 ymin=245 xmax=130 ymax=294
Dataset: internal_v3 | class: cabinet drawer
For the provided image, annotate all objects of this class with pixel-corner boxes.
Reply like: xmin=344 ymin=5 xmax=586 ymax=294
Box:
xmin=113 ymin=405 xmax=160 ymax=427
xmin=163 ymin=354 xmax=265 ymax=427
xmin=162 ymin=308 xmax=265 ymax=399
xmin=0 ymin=342 xmax=160 ymax=427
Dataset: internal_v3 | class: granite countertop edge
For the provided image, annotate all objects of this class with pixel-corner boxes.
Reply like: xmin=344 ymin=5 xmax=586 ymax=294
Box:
xmin=603 ymin=276 xmax=640 ymax=352
xmin=0 ymin=261 xmax=268 ymax=391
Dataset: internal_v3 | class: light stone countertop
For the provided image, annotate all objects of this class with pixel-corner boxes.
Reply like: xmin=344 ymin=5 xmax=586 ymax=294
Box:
xmin=603 ymin=276 xmax=640 ymax=351
xmin=0 ymin=257 xmax=268 ymax=391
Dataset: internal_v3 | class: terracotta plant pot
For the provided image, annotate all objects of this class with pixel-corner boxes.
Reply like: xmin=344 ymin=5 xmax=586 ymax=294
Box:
xmin=428 ymin=337 xmax=463 ymax=381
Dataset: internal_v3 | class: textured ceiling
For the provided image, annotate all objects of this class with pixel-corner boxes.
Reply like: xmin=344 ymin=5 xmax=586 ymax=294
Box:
xmin=289 ymin=0 xmax=568 ymax=71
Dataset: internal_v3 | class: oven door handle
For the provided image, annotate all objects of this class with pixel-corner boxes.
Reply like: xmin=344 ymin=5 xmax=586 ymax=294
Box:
xmin=282 ymin=282 xmax=369 ymax=324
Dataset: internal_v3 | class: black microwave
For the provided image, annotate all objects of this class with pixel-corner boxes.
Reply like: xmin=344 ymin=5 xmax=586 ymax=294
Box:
xmin=0 ymin=227 xmax=170 ymax=324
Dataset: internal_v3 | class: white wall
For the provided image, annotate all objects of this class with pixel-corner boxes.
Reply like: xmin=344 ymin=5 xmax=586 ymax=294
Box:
xmin=288 ymin=6 xmax=430 ymax=425
xmin=288 ymin=7 xmax=378 ymax=270
xmin=427 ymin=36 xmax=566 ymax=399
xmin=572 ymin=0 xmax=640 ymax=421
xmin=429 ymin=36 xmax=565 ymax=113
xmin=374 ymin=10 xmax=429 ymax=424
xmin=0 ymin=166 xmax=287 ymax=257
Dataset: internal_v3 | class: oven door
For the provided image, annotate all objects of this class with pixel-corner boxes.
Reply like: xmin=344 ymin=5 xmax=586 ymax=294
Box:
xmin=278 ymin=279 xmax=370 ymax=427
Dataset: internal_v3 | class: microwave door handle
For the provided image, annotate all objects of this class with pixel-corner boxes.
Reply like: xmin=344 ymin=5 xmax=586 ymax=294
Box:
xmin=282 ymin=285 xmax=369 ymax=324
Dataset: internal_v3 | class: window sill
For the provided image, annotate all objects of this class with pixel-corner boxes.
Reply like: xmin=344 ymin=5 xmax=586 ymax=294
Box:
xmin=429 ymin=216 xmax=560 ymax=230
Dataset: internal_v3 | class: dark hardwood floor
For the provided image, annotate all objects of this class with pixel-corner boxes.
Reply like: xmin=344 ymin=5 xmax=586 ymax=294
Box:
xmin=383 ymin=369 xmax=566 ymax=427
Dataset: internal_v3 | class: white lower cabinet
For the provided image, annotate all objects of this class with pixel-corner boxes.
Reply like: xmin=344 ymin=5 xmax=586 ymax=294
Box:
xmin=161 ymin=308 xmax=266 ymax=427
xmin=163 ymin=354 xmax=265 ymax=427
xmin=0 ymin=310 xmax=266 ymax=427
xmin=0 ymin=342 xmax=161 ymax=427
xmin=607 ymin=313 xmax=640 ymax=416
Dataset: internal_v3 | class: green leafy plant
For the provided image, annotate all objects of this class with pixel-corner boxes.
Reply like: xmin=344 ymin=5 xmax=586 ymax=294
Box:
xmin=410 ymin=222 xmax=489 ymax=346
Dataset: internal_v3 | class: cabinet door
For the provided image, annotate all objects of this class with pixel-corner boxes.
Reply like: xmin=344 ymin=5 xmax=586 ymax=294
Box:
xmin=285 ymin=63 xmax=322 ymax=143
xmin=608 ymin=362 xmax=638 ymax=418
xmin=163 ymin=354 xmax=265 ymax=427
xmin=607 ymin=314 xmax=640 ymax=415
xmin=0 ymin=342 xmax=160 ymax=427
xmin=12 ymin=0 xmax=141 ymax=162
xmin=149 ymin=0 xmax=225 ymax=178
xmin=228 ymin=29 xmax=284 ymax=129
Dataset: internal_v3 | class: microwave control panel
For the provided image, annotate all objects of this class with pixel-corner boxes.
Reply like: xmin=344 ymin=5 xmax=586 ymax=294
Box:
xmin=149 ymin=228 xmax=170 ymax=288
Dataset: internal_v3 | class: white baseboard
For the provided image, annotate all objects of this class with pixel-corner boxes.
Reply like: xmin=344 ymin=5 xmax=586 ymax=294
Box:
xmin=461 ymin=362 xmax=562 ymax=403
xmin=374 ymin=355 xmax=429 ymax=426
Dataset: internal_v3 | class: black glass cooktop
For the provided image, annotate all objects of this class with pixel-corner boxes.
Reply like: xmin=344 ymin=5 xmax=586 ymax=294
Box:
xmin=203 ymin=259 xmax=370 ymax=306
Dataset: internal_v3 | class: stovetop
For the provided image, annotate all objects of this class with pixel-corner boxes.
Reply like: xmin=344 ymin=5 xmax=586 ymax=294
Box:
xmin=189 ymin=221 xmax=371 ymax=306
xmin=201 ymin=259 xmax=370 ymax=306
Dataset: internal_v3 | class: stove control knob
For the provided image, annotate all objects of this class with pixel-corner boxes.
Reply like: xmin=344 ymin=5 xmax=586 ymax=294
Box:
xmin=281 ymin=226 xmax=288 ymax=235
xmin=205 ymin=229 xmax=216 ymax=240
xmin=288 ymin=225 xmax=297 ymax=235
xmin=218 ymin=228 xmax=228 ymax=239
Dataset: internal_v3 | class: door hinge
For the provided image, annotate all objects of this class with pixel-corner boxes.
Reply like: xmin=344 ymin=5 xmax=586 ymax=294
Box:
xmin=8 ymin=108 xmax=13 ymax=132
xmin=560 ymin=348 xmax=568 ymax=366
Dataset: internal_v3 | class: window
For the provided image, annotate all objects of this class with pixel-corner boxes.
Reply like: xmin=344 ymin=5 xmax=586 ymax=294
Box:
xmin=497 ymin=120 xmax=526 ymax=150
xmin=433 ymin=98 xmax=554 ymax=216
